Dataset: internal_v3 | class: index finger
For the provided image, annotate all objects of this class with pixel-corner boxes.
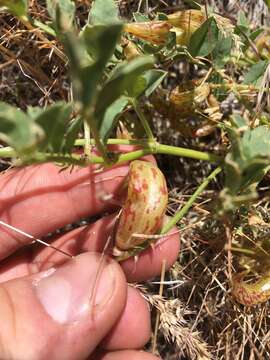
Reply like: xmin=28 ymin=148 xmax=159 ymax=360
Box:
xmin=0 ymin=162 xmax=129 ymax=260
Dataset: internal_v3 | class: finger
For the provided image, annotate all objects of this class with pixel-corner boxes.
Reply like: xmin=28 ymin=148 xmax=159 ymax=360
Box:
xmin=120 ymin=226 xmax=180 ymax=282
xmin=0 ymin=215 xmax=118 ymax=283
xmin=0 ymin=214 xmax=180 ymax=283
xmin=0 ymin=253 xmax=127 ymax=360
xmin=0 ymin=162 xmax=129 ymax=260
xmin=91 ymin=350 xmax=160 ymax=360
xmin=101 ymin=286 xmax=151 ymax=350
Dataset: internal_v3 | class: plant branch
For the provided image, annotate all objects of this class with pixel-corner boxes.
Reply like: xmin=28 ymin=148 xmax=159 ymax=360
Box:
xmin=132 ymin=98 xmax=155 ymax=141
xmin=161 ymin=166 xmax=222 ymax=234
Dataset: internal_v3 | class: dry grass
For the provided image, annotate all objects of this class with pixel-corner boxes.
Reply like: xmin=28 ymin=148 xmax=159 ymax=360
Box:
xmin=1 ymin=1 xmax=270 ymax=359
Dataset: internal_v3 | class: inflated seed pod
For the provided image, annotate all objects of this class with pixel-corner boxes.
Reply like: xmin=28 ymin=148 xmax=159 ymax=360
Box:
xmin=232 ymin=272 xmax=270 ymax=306
xmin=115 ymin=160 xmax=168 ymax=251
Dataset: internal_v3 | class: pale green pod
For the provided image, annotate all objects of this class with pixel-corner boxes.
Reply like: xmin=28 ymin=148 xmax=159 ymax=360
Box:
xmin=115 ymin=160 xmax=168 ymax=251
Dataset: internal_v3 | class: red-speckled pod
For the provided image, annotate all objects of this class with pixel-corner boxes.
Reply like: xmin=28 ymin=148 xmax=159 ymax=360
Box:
xmin=232 ymin=272 xmax=270 ymax=306
xmin=115 ymin=160 xmax=168 ymax=251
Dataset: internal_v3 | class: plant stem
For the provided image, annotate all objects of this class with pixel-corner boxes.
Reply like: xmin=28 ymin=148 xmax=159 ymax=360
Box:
xmin=160 ymin=166 xmax=222 ymax=234
xmin=157 ymin=143 xmax=221 ymax=162
xmin=83 ymin=109 xmax=109 ymax=164
xmin=132 ymin=99 xmax=155 ymax=141
xmin=0 ymin=141 xmax=222 ymax=164
xmin=74 ymin=138 xmax=149 ymax=146
xmin=83 ymin=120 xmax=92 ymax=158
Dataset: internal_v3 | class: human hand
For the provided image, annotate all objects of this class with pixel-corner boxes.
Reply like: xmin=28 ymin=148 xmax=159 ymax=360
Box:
xmin=0 ymin=158 xmax=180 ymax=360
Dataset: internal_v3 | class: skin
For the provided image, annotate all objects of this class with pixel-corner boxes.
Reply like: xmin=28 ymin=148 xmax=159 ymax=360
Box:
xmin=0 ymin=151 xmax=180 ymax=360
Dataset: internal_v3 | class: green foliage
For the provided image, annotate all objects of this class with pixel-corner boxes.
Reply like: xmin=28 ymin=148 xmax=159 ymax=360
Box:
xmin=188 ymin=17 xmax=219 ymax=57
xmin=0 ymin=0 xmax=28 ymax=17
xmin=96 ymin=56 xmax=154 ymax=112
xmin=98 ymin=96 xmax=129 ymax=141
xmin=0 ymin=102 xmax=43 ymax=154
xmin=46 ymin=0 xmax=75 ymax=32
xmin=95 ymin=56 xmax=154 ymax=141
xmin=243 ymin=60 xmax=268 ymax=87
xmin=222 ymin=124 xmax=270 ymax=212
xmin=31 ymin=102 xmax=73 ymax=153
xmin=88 ymin=0 xmax=119 ymax=25
xmin=69 ymin=24 xmax=123 ymax=108
xmin=130 ymin=69 xmax=168 ymax=98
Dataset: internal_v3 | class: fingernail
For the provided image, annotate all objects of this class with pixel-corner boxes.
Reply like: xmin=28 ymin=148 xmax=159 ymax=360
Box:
xmin=33 ymin=253 xmax=116 ymax=324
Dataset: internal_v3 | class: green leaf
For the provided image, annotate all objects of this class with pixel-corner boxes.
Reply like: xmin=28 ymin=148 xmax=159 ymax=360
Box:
xmin=243 ymin=60 xmax=268 ymax=87
xmin=242 ymin=126 xmax=270 ymax=160
xmin=143 ymin=70 xmax=167 ymax=97
xmin=0 ymin=0 xmax=28 ymax=17
xmin=94 ymin=56 xmax=154 ymax=142
xmin=68 ymin=24 xmax=122 ymax=107
xmin=212 ymin=34 xmax=233 ymax=68
xmin=133 ymin=12 xmax=149 ymax=22
xmin=237 ymin=10 xmax=249 ymax=31
xmin=95 ymin=56 xmax=154 ymax=117
xmin=32 ymin=102 xmax=72 ymax=153
xmin=224 ymin=126 xmax=270 ymax=197
xmin=249 ymin=28 xmax=264 ymax=42
xmin=62 ymin=117 xmax=83 ymax=153
xmin=46 ymin=0 xmax=75 ymax=32
xmin=82 ymin=24 xmax=122 ymax=61
xmin=188 ymin=17 xmax=219 ymax=57
xmin=231 ymin=114 xmax=248 ymax=129
xmin=88 ymin=0 xmax=119 ymax=25
xmin=0 ymin=102 xmax=43 ymax=154
xmin=127 ymin=69 xmax=167 ymax=98
xmin=99 ymin=96 xmax=129 ymax=141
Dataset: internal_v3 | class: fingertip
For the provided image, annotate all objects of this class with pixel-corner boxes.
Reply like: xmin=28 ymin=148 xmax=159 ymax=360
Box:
xmin=92 ymin=349 xmax=160 ymax=360
xmin=102 ymin=286 xmax=151 ymax=350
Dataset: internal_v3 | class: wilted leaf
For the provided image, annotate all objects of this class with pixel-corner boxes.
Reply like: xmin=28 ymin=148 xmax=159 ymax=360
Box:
xmin=0 ymin=102 xmax=43 ymax=154
xmin=88 ymin=0 xmax=119 ymax=25
xmin=188 ymin=17 xmax=219 ymax=57
xmin=0 ymin=0 xmax=28 ymax=17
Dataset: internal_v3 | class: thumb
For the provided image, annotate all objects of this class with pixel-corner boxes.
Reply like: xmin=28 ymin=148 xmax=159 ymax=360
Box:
xmin=0 ymin=253 xmax=127 ymax=360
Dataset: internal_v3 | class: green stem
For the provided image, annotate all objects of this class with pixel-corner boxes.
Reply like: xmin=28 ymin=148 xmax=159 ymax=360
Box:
xmin=83 ymin=110 xmax=109 ymax=164
xmin=83 ymin=120 xmax=92 ymax=158
xmin=160 ymin=166 xmax=222 ymax=234
xmin=157 ymin=144 xmax=220 ymax=162
xmin=74 ymin=138 xmax=149 ymax=146
xmin=225 ymin=245 xmax=256 ymax=257
xmin=131 ymin=99 xmax=155 ymax=141
xmin=0 ymin=141 xmax=222 ymax=164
